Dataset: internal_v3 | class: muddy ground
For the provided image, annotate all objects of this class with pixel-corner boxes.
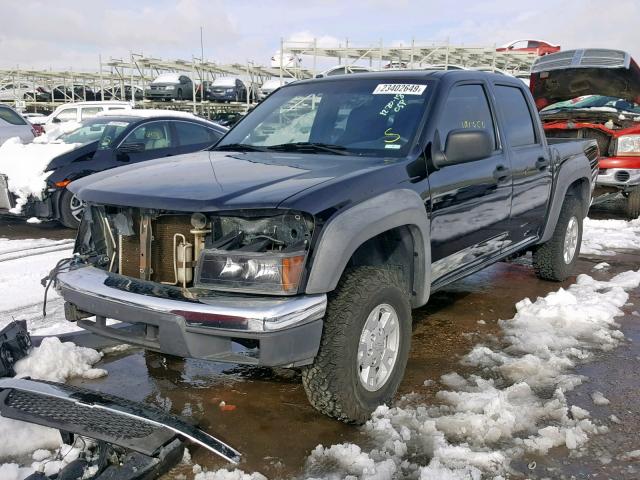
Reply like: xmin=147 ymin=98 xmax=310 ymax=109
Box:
xmin=1 ymin=208 xmax=639 ymax=479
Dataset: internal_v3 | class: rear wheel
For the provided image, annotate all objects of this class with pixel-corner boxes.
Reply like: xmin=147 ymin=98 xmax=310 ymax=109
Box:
xmin=301 ymin=266 xmax=411 ymax=424
xmin=626 ymin=187 xmax=640 ymax=219
xmin=58 ymin=189 xmax=84 ymax=229
xmin=532 ymin=196 xmax=583 ymax=281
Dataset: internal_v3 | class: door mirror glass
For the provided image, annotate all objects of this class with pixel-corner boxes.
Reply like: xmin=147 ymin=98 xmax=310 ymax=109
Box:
xmin=435 ymin=129 xmax=493 ymax=167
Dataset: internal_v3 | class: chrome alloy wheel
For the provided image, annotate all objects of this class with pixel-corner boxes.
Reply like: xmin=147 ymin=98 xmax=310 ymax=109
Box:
xmin=357 ymin=303 xmax=400 ymax=392
xmin=69 ymin=194 xmax=85 ymax=223
xmin=563 ymin=216 xmax=579 ymax=264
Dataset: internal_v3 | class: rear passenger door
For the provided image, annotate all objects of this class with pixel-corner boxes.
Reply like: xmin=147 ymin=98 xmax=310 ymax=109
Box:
xmin=174 ymin=121 xmax=223 ymax=153
xmin=492 ymin=83 xmax=552 ymax=245
xmin=428 ymin=83 xmax=513 ymax=282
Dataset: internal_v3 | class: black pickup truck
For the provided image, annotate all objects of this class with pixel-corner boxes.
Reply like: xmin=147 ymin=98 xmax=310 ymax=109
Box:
xmin=53 ymin=71 xmax=598 ymax=423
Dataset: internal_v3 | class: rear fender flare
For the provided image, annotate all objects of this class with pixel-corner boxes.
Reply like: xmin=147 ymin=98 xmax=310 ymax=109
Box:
xmin=305 ymin=189 xmax=431 ymax=307
xmin=540 ymin=155 xmax=592 ymax=243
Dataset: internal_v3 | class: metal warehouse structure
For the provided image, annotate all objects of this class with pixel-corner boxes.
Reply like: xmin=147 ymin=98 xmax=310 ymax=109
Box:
xmin=0 ymin=39 xmax=538 ymax=116
xmin=281 ymin=38 xmax=538 ymax=76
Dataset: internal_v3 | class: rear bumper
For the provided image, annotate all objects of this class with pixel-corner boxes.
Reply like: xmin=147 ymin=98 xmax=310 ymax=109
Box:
xmin=56 ymin=266 xmax=326 ymax=367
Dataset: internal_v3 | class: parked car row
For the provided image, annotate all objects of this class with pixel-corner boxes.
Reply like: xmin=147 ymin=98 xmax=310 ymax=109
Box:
xmin=0 ymin=109 xmax=227 ymax=227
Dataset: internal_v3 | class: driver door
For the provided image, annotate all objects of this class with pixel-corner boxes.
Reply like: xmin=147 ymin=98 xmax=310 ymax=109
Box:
xmin=428 ymin=83 xmax=513 ymax=283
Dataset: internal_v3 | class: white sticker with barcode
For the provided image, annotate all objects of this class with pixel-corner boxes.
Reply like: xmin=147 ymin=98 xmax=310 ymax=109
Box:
xmin=373 ymin=84 xmax=427 ymax=95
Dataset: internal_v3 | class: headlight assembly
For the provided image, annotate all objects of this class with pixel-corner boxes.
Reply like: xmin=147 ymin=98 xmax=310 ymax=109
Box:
xmin=165 ymin=85 xmax=175 ymax=91
xmin=195 ymin=250 xmax=306 ymax=294
xmin=616 ymin=135 xmax=640 ymax=156
xmin=194 ymin=211 xmax=314 ymax=295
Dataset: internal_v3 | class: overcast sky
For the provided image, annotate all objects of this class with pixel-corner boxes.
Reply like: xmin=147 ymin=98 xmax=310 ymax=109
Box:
xmin=1 ymin=0 xmax=639 ymax=71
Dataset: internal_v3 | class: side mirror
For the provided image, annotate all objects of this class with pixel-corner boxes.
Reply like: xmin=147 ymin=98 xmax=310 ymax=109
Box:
xmin=51 ymin=117 xmax=61 ymax=124
xmin=433 ymin=129 xmax=493 ymax=168
xmin=116 ymin=142 xmax=145 ymax=159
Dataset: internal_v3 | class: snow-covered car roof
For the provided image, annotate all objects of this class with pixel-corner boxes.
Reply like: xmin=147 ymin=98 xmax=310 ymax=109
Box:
xmin=212 ymin=77 xmax=241 ymax=87
xmin=151 ymin=73 xmax=183 ymax=84
xmin=96 ymin=109 xmax=227 ymax=129
xmin=261 ymin=78 xmax=292 ymax=90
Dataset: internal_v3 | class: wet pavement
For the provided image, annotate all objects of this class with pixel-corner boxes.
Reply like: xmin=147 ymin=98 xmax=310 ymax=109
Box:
xmin=2 ymin=209 xmax=639 ymax=479
xmin=61 ymin=251 xmax=640 ymax=479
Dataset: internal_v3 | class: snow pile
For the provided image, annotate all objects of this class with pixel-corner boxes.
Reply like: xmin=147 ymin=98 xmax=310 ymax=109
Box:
xmin=193 ymin=467 xmax=267 ymax=480
xmin=0 ymin=134 xmax=80 ymax=213
xmin=0 ymin=339 xmax=106 ymax=477
xmin=582 ymin=217 xmax=640 ymax=255
xmin=14 ymin=337 xmax=107 ymax=382
xmin=305 ymin=269 xmax=640 ymax=478
xmin=0 ymin=238 xmax=75 ymax=336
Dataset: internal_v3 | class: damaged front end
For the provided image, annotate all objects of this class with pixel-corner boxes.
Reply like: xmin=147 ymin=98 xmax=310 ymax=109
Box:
xmin=531 ymin=48 xmax=640 ymax=200
xmin=56 ymin=205 xmax=327 ymax=367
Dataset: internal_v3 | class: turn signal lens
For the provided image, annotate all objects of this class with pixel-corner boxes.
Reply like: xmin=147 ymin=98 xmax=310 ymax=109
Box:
xmin=54 ymin=180 xmax=71 ymax=188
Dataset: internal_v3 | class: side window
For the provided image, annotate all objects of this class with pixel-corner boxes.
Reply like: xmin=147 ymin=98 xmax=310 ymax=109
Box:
xmin=80 ymin=107 xmax=102 ymax=120
xmin=494 ymin=85 xmax=537 ymax=147
xmin=527 ymin=41 xmax=541 ymax=48
xmin=438 ymin=84 xmax=496 ymax=150
xmin=0 ymin=106 xmax=27 ymax=125
xmin=123 ymin=121 xmax=174 ymax=151
xmin=175 ymin=122 xmax=221 ymax=146
xmin=55 ymin=108 xmax=78 ymax=122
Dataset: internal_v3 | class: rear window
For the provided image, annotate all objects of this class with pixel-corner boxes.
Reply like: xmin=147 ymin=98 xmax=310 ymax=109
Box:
xmin=0 ymin=106 xmax=27 ymax=125
xmin=494 ymin=85 xmax=537 ymax=147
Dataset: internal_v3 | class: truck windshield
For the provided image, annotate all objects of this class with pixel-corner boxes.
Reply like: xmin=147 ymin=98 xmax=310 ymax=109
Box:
xmin=541 ymin=95 xmax=640 ymax=115
xmin=216 ymin=78 xmax=432 ymax=157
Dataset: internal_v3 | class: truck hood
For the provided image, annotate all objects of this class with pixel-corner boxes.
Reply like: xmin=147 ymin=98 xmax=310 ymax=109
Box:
xmin=69 ymin=150 xmax=382 ymax=211
xmin=530 ymin=49 xmax=640 ymax=109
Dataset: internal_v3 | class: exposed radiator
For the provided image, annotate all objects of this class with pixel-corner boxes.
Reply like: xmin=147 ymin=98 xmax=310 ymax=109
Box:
xmin=119 ymin=214 xmax=194 ymax=284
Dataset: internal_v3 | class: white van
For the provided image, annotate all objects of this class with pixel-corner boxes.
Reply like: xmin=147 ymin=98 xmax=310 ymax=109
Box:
xmin=35 ymin=101 xmax=132 ymax=131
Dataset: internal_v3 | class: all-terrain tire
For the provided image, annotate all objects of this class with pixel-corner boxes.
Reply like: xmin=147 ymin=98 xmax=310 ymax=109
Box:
xmin=532 ymin=196 xmax=583 ymax=281
xmin=58 ymin=189 xmax=83 ymax=229
xmin=626 ymin=187 xmax=640 ymax=220
xmin=301 ymin=266 xmax=412 ymax=424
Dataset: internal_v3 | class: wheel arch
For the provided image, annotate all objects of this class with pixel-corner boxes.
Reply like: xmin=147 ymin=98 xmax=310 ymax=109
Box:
xmin=305 ymin=189 xmax=431 ymax=308
xmin=539 ymin=158 xmax=592 ymax=244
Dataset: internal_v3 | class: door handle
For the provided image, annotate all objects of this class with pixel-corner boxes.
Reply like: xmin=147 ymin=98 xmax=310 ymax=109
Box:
xmin=536 ymin=157 xmax=550 ymax=170
xmin=493 ymin=165 xmax=510 ymax=182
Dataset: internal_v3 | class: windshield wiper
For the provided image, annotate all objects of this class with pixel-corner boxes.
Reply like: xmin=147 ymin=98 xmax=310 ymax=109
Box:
xmin=266 ymin=142 xmax=349 ymax=155
xmin=214 ymin=143 xmax=268 ymax=152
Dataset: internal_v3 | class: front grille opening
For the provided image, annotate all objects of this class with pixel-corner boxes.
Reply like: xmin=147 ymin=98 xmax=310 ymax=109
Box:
xmin=615 ymin=170 xmax=631 ymax=182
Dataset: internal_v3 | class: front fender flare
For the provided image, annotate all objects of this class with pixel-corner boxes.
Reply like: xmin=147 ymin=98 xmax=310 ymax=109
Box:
xmin=305 ymin=189 xmax=431 ymax=307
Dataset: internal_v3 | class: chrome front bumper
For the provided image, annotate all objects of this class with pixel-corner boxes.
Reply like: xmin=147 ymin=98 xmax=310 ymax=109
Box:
xmin=597 ymin=168 xmax=640 ymax=189
xmin=56 ymin=265 xmax=326 ymax=366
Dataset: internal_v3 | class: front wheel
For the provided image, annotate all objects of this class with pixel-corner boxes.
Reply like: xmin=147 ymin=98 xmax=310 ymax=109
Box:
xmin=626 ymin=187 xmax=640 ymax=219
xmin=532 ymin=196 xmax=583 ymax=281
xmin=58 ymin=189 xmax=84 ymax=229
xmin=302 ymin=266 xmax=411 ymax=423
